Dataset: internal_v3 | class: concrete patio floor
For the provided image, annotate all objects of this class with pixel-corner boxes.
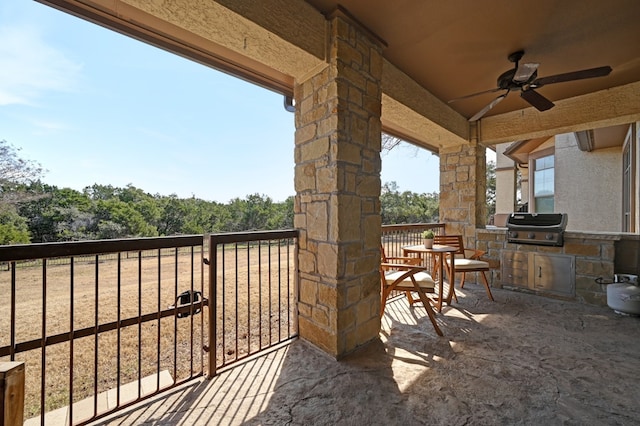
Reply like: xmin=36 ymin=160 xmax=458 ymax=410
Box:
xmin=96 ymin=284 xmax=640 ymax=425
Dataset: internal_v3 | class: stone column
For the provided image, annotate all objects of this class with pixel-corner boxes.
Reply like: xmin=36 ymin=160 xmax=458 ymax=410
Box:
xmin=439 ymin=142 xmax=487 ymax=246
xmin=293 ymin=12 xmax=383 ymax=358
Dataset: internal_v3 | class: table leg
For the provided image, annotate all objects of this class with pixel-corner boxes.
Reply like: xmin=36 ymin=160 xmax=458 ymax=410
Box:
xmin=445 ymin=252 xmax=456 ymax=304
xmin=437 ymin=253 xmax=444 ymax=312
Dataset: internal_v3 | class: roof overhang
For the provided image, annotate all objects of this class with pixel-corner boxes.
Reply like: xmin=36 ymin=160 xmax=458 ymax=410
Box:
xmin=37 ymin=0 xmax=640 ymax=152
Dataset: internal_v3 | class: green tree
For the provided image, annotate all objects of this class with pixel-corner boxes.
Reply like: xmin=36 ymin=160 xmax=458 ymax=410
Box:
xmin=271 ymin=196 xmax=294 ymax=229
xmin=83 ymin=183 xmax=118 ymax=201
xmin=158 ymin=195 xmax=188 ymax=235
xmin=93 ymin=198 xmax=158 ymax=238
xmin=0 ymin=141 xmax=48 ymax=244
xmin=0 ymin=204 xmax=30 ymax=244
xmin=486 ymin=160 xmax=496 ymax=220
xmin=18 ymin=184 xmax=95 ymax=242
xmin=380 ymin=182 xmax=439 ymax=224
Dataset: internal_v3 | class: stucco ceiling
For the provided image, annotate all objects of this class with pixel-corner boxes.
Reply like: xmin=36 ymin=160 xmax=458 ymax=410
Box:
xmin=305 ymin=0 xmax=640 ymax=121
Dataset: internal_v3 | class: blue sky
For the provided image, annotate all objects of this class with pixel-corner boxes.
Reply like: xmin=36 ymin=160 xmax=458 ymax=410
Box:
xmin=0 ymin=1 xmax=442 ymax=203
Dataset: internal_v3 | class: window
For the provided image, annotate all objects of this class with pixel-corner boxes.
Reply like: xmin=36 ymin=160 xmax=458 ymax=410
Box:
xmin=533 ymin=154 xmax=554 ymax=213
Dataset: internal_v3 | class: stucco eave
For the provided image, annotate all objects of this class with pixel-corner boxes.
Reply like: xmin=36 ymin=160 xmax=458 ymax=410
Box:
xmin=44 ymin=0 xmax=327 ymax=94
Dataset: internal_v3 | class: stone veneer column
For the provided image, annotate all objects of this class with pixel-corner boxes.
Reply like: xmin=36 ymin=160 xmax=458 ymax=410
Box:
xmin=293 ymin=12 xmax=383 ymax=358
xmin=439 ymin=142 xmax=487 ymax=246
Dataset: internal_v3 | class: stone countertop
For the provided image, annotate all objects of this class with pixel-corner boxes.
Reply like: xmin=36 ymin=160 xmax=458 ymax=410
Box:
xmin=480 ymin=227 xmax=637 ymax=241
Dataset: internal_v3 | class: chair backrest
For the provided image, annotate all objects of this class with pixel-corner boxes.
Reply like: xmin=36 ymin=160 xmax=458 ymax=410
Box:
xmin=433 ymin=234 xmax=465 ymax=256
xmin=380 ymin=244 xmax=388 ymax=263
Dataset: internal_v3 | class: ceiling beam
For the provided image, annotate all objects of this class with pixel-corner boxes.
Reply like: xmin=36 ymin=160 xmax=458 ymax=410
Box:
xmin=381 ymin=60 xmax=469 ymax=151
xmin=479 ymin=81 xmax=640 ymax=145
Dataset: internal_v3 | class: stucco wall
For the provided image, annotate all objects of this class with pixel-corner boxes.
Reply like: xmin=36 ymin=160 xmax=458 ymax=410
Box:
xmin=554 ymin=133 xmax=622 ymax=232
xmin=495 ymin=144 xmax=516 ymax=214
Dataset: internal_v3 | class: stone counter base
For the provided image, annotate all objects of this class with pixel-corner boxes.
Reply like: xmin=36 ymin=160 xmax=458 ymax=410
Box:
xmin=476 ymin=228 xmax=622 ymax=306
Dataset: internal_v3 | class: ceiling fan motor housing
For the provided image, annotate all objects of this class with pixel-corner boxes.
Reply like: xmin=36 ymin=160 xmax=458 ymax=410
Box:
xmin=497 ymin=68 xmax=538 ymax=90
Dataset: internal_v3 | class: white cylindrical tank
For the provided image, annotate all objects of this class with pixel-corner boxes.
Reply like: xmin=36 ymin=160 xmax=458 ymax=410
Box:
xmin=607 ymin=275 xmax=640 ymax=316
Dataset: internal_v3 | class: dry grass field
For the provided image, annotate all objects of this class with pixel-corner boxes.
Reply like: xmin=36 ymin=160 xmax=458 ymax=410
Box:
xmin=0 ymin=244 xmax=297 ymax=420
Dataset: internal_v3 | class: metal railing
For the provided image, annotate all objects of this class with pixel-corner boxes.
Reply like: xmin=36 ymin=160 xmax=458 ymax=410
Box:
xmin=0 ymin=229 xmax=300 ymax=425
xmin=0 ymin=224 xmax=437 ymax=423
xmin=0 ymin=236 xmax=206 ymax=425
xmin=207 ymin=230 xmax=299 ymax=377
xmin=381 ymin=223 xmax=446 ymax=256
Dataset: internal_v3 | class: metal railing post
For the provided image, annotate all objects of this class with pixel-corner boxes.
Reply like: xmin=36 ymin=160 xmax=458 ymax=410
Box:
xmin=207 ymin=236 xmax=217 ymax=379
xmin=0 ymin=362 xmax=25 ymax=426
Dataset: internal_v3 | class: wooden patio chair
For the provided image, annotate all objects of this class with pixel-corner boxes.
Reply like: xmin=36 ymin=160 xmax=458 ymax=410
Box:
xmin=433 ymin=235 xmax=495 ymax=302
xmin=381 ymin=244 xmax=423 ymax=305
xmin=380 ymin=245 xmax=443 ymax=336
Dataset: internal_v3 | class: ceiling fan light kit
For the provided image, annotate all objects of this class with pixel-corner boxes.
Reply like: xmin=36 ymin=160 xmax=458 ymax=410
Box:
xmin=449 ymin=50 xmax=612 ymax=122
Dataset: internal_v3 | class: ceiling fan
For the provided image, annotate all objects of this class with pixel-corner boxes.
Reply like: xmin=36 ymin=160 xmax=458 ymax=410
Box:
xmin=449 ymin=50 xmax=612 ymax=122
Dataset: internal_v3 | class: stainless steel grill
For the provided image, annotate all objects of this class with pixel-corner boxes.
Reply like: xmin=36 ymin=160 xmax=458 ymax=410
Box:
xmin=506 ymin=213 xmax=568 ymax=246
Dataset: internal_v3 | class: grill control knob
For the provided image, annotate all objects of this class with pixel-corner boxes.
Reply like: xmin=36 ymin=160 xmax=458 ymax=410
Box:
xmin=545 ymin=233 xmax=555 ymax=240
xmin=509 ymin=231 xmax=518 ymax=238
xmin=528 ymin=232 xmax=536 ymax=239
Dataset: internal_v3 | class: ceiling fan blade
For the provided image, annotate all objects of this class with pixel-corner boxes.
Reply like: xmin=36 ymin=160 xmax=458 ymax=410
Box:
xmin=468 ymin=92 xmax=508 ymax=122
xmin=532 ymin=66 xmax=612 ymax=87
xmin=520 ymin=89 xmax=554 ymax=111
xmin=513 ymin=62 xmax=539 ymax=82
xmin=448 ymin=87 xmax=502 ymax=103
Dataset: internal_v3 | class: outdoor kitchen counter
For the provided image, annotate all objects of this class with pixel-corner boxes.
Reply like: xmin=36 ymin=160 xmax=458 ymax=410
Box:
xmin=484 ymin=226 xmax=638 ymax=240
xmin=476 ymin=227 xmax=635 ymax=307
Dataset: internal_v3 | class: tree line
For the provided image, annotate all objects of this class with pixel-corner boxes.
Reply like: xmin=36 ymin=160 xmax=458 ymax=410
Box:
xmin=1 ymin=140 xmax=499 ymax=245
xmin=4 ymin=182 xmax=296 ymax=243
xmin=0 ymin=180 xmax=441 ymax=245
xmin=1 ymin=139 xmax=442 ymax=244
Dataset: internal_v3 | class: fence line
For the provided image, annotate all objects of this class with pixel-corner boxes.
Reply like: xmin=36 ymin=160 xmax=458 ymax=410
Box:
xmin=0 ymin=235 xmax=206 ymax=425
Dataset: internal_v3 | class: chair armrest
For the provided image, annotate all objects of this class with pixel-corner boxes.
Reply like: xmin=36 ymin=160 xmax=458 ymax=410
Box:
xmin=381 ymin=262 xmax=426 ymax=271
xmin=465 ymin=249 xmax=486 ymax=260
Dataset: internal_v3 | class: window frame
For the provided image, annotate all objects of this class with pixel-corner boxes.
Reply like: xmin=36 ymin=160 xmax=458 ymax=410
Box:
xmin=622 ymin=125 xmax=636 ymax=232
xmin=528 ymin=147 xmax=555 ymax=213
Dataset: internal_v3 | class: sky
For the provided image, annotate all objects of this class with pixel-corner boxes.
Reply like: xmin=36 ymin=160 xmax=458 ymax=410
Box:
xmin=1 ymin=1 xmax=450 ymax=204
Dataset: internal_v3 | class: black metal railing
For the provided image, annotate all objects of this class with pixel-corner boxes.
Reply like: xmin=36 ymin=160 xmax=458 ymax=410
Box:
xmin=207 ymin=230 xmax=299 ymax=377
xmin=381 ymin=223 xmax=446 ymax=257
xmin=0 ymin=236 xmax=206 ymax=425
xmin=0 ymin=229 xmax=301 ymax=424
xmin=1 ymin=223 xmax=443 ymax=423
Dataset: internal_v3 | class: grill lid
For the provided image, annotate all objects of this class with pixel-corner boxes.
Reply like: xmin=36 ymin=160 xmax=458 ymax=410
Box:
xmin=507 ymin=213 xmax=568 ymax=229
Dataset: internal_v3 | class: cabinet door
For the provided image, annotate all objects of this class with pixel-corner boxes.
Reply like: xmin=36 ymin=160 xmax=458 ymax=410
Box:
xmin=530 ymin=253 xmax=575 ymax=296
xmin=501 ymin=251 xmax=529 ymax=287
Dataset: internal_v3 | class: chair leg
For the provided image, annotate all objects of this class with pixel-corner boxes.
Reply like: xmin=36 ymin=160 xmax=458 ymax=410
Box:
xmin=451 ymin=279 xmax=459 ymax=303
xmin=413 ymin=289 xmax=443 ymax=336
xmin=460 ymin=272 xmax=466 ymax=288
xmin=480 ymin=271 xmax=495 ymax=301
xmin=405 ymin=291 xmax=416 ymax=306
xmin=381 ymin=287 xmax=394 ymax=317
